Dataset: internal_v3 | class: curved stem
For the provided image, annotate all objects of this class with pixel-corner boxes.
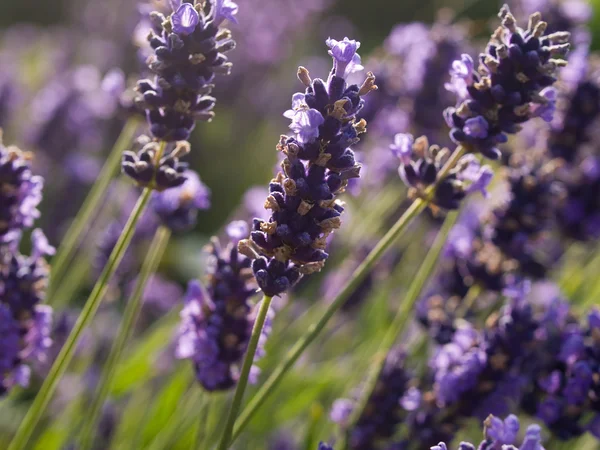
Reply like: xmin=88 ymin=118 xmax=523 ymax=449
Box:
xmin=47 ymin=118 xmax=140 ymax=301
xmin=229 ymin=145 xmax=469 ymax=443
xmin=217 ymin=295 xmax=273 ymax=450
xmin=8 ymin=186 xmax=153 ymax=450
xmin=341 ymin=211 xmax=460 ymax=448
xmin=78 ymin=226 xmax=171 ymax=450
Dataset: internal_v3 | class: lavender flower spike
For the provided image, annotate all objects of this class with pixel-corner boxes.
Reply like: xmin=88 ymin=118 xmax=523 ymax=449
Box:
xmin=0 ymin=133 xmax=43 ymax=244
xmin=175 ymin=221 xmax=264 ymax=391
xmin=239 ymin=38 xmax=377 ymax=297
xmin=445 ymin=4 xmax=570 ymax=159
xmin=432 ymin=415 xmax=546 ymax=450
xmin=135 ymin=0 xmax=238 ymax=141
xmin=124 ymin=0 xmax=238 ymax=189
xmin=0 ymin=136 xmax=53 ymax=396
xmin=392 ymin=135 xmax=493 ymax=211
xmin=151 ymin=169 xmax=211 ymax=232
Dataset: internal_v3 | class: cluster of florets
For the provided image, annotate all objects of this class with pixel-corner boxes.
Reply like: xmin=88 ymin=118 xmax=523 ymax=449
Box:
xmin=238 ymin=38 xmax=377 ymax=297
xmin=134 ymin=0 xmax=237 ymax=141
xmin=519 ymin=308 xmax=600 ymax=440
xmin=151 ymin=168 xmax=210 ymax=231
xmin=417 ymin=154 xmax=564 ymax=346
xmin=123 ymin=0 xmax=237 ymax=190
xmin=122 ymin=137 xmax=191 ymax=191
xmin=0 ymin=138 xmax=43 ymax=244
xmin=176 ymin=221 xmax=269 ymax=391
xmin=486 ymin=154 xmax=562 ymax=280
xmin=391 ymin=134 xmax=493 ymax=211
xmin=548 ymin=60 xmax=600 ymax=241
xmin=0 ymin=136 xmax=54 ymax=394
xmin=445 ymin=5 xmax=569 ymax=159
xmin=331 ymin=349 xmax=413 ymax=450
xmin=432 ymin=414 xmax=546 ymax=450
xmin=509 ymin=0 xmax=591 ymax=47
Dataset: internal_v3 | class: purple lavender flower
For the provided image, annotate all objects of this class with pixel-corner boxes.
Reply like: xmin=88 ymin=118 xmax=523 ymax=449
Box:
xmin=122 ymin=137 xmax=191 ymax=191
xmin=516 ymin=305 xmax=600 ymax=441
xmin=0 ymin=229 xmax=54 ymax=395
xmin=392 ymin=134 xmax=493 ymax=211
xmin=509 ymin=0 xmax=591 ymax=47
xmin=0 ymin=136 xmax=53 ymax=395
xmin=151 ymin=169 xmax=210 ymax=232
xmin=283 ymin=94 xmax=325 ymax=144
xmin=176 ymin=222 xmax=265 ymax=391
xmin=431 ymin=415 xmax=546 ymax=450
xmin=445 ymin=5 xmax=570 ymax=159
xmin=0 ymin=138 xmax=43 ymax=244
xmin=214 ymin=0 xmax=239 ymax=25
xmin=547 ymin=61 xmax=600 ymax=241
xmin=326 ymin=37 xmax=364 ymax=79
xmin=432 ymin=324 xmax=487 ymax=406
xmin=238 ymin=39 xmax=377 ymax=297
xmin=171 ymin=3 xmax=200 ymax=35
xmin=132 ymin=0 xmax=237 ymax=142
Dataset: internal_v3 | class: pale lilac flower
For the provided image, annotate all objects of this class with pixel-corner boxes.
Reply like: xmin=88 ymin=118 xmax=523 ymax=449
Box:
xmin=531 ymin=87 xmax=558 ymax=122
xmin=390 ymin=133 xmax=413 ymax=165
xmin=463 ymin=116 xmax=489 ymax=139
xmin=214 ymin=0 xmax=239 ymax=25
xmin=172 ymin=3 xmax=200 ymax=35
xmin=326 ymin=37 xmax=364 ymax=78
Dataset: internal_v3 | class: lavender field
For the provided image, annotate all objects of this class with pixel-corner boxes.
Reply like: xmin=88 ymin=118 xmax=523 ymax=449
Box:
xmin=1 ymin=0 xmax=600 ymax=449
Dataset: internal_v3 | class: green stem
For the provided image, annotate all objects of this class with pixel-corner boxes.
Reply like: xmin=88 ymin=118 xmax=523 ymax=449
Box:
xmin=51 ymin=179 xmax=136 ymax=310
xmin=47 ymin=118 xmax=140 ymax=300
xmin=191 ymin=394 xmax=212 ymax=450
xmin=229 ymin=146 xmax=469 ymax=443
xmin=341 ymin=211 xmax=460 ymax=448
xmin=8 ymin=187 xmax=153 ymax=450
xmin=146 ymin=387 xmax=202 ymax=450
xmin=78 ymin=226 xmax=171 ymax=450
xmin=217 ymin=295 xmax=274 ymax=450
xmin=50 ymin=251 xmax=90 ymax=310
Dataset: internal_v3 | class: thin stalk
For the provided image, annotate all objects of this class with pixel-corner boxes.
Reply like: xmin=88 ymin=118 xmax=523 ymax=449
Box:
xmin=146 ymin=388 xmax=202 ymax=450
xmin=51 ymin=179 xmax=136 ymax=310
xmin=341 ymin=211 xmax=460 ymax=448
xmin=230 ymin=146 xmax=469 ymax=443
xmin=217 ymin=295 xmax=274 ymax=450
xmin=191 ymin=394 xmax=212 ymax=450
xmin=78 ymin=226 xmax=171 ymax=450
xmin=8 ymin=186 xmax=153 ymax=450
xmin=50 ymin=251 xmax=90 ymax=310
xmin=455 ymin=283 xmax=482 ymax=318
xmin=48 ymin=118 xmax=140 ymax=300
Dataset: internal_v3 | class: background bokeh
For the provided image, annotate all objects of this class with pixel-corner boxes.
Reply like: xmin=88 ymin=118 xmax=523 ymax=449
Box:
xmin=2 ymin=0 xmax=600 ymax=449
